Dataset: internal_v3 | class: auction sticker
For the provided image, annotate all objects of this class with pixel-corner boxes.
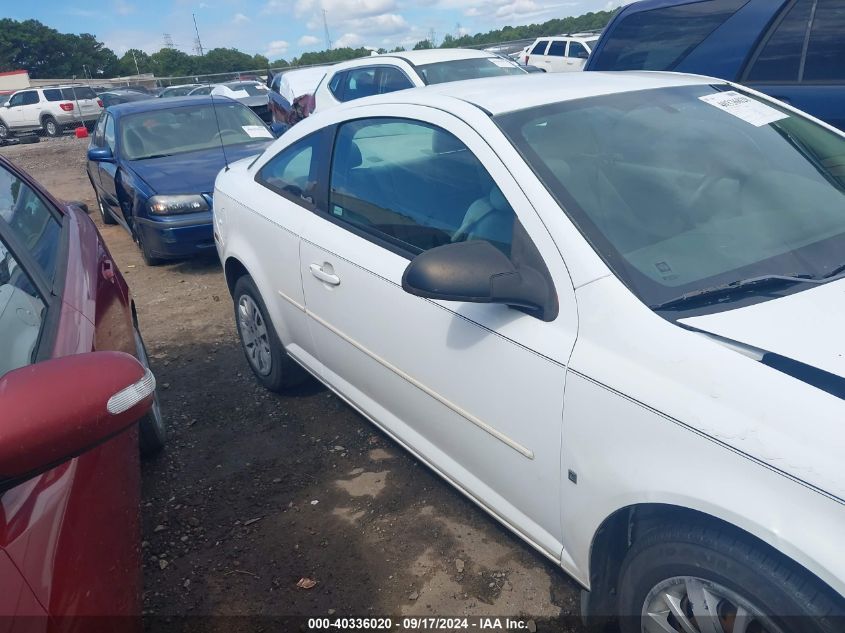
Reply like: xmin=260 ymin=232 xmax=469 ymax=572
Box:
xmin=699 ymin=90 xmax=789 ymax=127
xmin=489 ymin=58 xmax=515 ymax=68
xmin=242 ymin=125 xmax=273 ymax=138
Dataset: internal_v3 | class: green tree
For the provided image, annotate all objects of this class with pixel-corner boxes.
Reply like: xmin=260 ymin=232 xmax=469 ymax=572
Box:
xmin=149 ymin=47 xmax=194 ymax=77
xmin=412 ymin=39 xmax=433 ymax=50
xmin=117 ymin=49 xmax=151 ymax=76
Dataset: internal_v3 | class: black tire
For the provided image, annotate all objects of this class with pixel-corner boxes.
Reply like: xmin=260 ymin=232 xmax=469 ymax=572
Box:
xmin=42 ymin=116 xmax=62 ymax=138
xmin=0 ymin=120 xmax=11 ymax=140
xmin=134 ymin=327 xmax=166 ymax=456
xmin=233 ymin=274 xmax=307 ymax=392
xmin=19 ymin=135 xmax=39 ymax=145
xmin=617 ymin=521 xmax=844 ymax=633
xmin=97 ymin=192 xmax=117 ymax=225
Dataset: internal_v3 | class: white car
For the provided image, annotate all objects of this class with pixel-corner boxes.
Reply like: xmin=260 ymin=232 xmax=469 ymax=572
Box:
xmin=214 ymin=72 xmax=845 ymax=630
xmin=0 ymin=85 xmax=103 ymax=139
xmin=312 ymin=49 xmax=526 ymax=113
xmin=520 ymin=34 xmax=599 ymax=72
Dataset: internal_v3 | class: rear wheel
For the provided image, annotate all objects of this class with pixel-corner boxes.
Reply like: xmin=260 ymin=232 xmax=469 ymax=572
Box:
xmin=42 ymin=116 xmax=62 ymax=138
xmin=96 ymin=193 xmax=117 ymax=225
xmin=134 ymin=327 xmax=166 ymax=456
xmin=617 ymin=522 xmax=843 ymax=633
xmin=233 ymin=274 xmax=307 ymax=392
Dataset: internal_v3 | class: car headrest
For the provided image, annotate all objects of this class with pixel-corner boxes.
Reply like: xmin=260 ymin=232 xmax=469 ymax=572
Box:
xmin=337 ymin=140 xmax=362 ymax=169
xmin=489 ymin=185 xmax=508 ymax=210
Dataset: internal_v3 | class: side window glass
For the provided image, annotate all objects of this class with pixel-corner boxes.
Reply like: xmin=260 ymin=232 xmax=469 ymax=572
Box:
xmin=43 ymin=89 xmax=62 ymax=102
xmin=8 ymin=94 xmax=23 ymax=107
xmin=256 ymin=133 xmax=318 ymax=204
xmin=377 ymin=67 xmax=414 ymax=94
xmin=22 ymin=92 xmax=39 ymax=106
xmin=0 ymin=165 xmax=62 ymax=284
xmin=747 ymin=0 xmax=813 ymax=82
xmin=531 ymin=41 xmax=548 ymax=55
xmin=548 ymin=41 xmax=567 ymax=57
xmin=0 ymin=236 xmax=46 ymax=377
xmin=93 ymin=113 xmax=107 ymax=145
xmin=104 ymin=114 xmax=116 ymax=152
xmin=341 ymin=68 xmax=379 ymax=102
xmin=804 ymin=0 xmax=845 ymax=81
xmin=329 ymin=72 xmax=344 ymax=99
xmin=570 ymin=42 xmax=589 ymax=59
xmin=328 ymin=118 xmax=516 ymax=256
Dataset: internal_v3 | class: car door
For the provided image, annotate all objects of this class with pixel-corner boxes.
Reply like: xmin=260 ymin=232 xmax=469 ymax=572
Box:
xmin=742 ymin=0 xmax=845 ymax=131
xmin=4 ymin=92 xmax=29 ymax=129
xmin=566 ymin=41 xmax=591 ymax=71
xmin=545 ymin=40 xmax=569 ymax=72
xmin=298 ymin=106 xmax=578 ymax=557
xmin=527 ymin=39 xmax=551 ymax=69
xmin=96 ymin=113 xmax=124 ymax=224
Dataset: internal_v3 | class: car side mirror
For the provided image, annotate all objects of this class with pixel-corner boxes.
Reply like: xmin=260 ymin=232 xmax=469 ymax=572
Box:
xmin=402 ymin=240 xmax=554 ymax=319
xmin=0 ymin=351 xmax=155 ymax=488
xmin=87 ymin=146 xmax=114 ymax=162
xmin=270 ymin=121 xmax=287 ymax=138
xmin=3 ymin=103 xmax=10 ymax=108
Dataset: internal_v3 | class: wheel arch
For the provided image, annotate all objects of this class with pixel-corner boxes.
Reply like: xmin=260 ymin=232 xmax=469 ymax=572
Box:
xmin=224 ymin=256 xmax=250 ymax=297
xmin=584 ymin=502 xmax=844 ymax=618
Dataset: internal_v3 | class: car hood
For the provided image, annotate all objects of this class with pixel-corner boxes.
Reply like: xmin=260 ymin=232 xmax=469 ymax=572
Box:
xmin=680 ymin=278 xmax=845 ymax=381
xmin=126 ymin=142 xmax=270 ymax=195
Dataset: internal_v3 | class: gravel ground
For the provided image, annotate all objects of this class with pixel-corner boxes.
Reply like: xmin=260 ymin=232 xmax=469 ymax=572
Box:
xmin=1 ymin=137 xmax=584 ymax=631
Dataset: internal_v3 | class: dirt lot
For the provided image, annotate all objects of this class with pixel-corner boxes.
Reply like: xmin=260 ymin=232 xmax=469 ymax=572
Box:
xmin=1 ymin=137 xmax=583 ymax=631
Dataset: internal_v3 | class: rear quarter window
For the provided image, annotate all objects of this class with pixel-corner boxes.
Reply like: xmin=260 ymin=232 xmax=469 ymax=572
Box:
xmin=61 ymin=87 xmax=97 ymax=100
xmin=590 ymin=0 xmax=748 ymax=71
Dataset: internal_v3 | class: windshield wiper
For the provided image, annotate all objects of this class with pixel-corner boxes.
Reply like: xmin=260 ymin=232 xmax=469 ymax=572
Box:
xmin=821 ymin=263 xmax=845 ymax=279
xmin=650 ymin=274 xmax=820 ymax=311
xmin=138 ymin=153 xmax=175 ymax=160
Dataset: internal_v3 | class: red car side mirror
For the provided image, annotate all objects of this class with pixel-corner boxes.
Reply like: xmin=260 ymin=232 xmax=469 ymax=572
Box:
xmin=0 ymin=352 xmax=155 ymax=486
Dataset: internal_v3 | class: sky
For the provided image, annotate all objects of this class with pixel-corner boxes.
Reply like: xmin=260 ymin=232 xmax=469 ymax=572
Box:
xmin=8 ymin=0 xmax=630 ymax=62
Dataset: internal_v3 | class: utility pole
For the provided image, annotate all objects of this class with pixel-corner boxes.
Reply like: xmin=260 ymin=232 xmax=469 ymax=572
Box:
xmin=193 ymin=13 xmax=205 ymax=56
xmin=163 ymin=33 xmax=175 ymax=49
xmin=132 ymin=50 xmax=141 ymax=76
xmin=322 ymin=10 xmax=333 ymax=50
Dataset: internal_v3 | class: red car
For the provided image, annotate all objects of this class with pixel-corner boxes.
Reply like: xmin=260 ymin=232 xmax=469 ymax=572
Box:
xmin=0 ymin=154 xmax=164 ymax=630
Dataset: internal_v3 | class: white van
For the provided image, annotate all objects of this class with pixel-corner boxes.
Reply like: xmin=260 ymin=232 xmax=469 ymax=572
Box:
xmin=521 ymin=34 xmax=599 ymax=72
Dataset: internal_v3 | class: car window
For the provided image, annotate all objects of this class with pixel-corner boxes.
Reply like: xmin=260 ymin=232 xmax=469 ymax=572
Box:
xmin=746 ymin=0 xmax=813 ymax=82
xmin=548 ymin=41 xmax=567 ymax=57
xmin=531 ymin=40 xmax=548 ymax=55
xmin=8 ymin=94 xmax=23 ymax=107
xmin=0 ymin=236 xmax=46 ymax=377
xmin=804 ymin=0 xmax=845 ymax=81
xmin=417 ymin=58 xmax=524 ymax=84
xmin=570 ymin=42 xmax=589 ymax=59
xmin=104 ymin=114 xmax=116 ymax=152
xmin=589 ymin=0 xmax=747 ymax=71
xmin=377 ymin=67 xmax=414 ymax=94
xmin=341 ymin=68 xmax=379 ymax=101
xmin=93 ymin=113 xmax=107 ymax=145
xmin=328 ymin=118 xmax=516 ymax=256
xmin=0 ymin=164 xmax=62 ymax=284
xmin=256 ymin=133 xmax=319 ymax=205
xmin=61 ymin=87 xmax=97 ymax=100
xmin=497 ymin=84 xmax=845 ymax=311
xmin=329 ymin=72 xmax=344 ymax=99
xmin=15 ymin=92 xmax=39 ymax=106
xmin=43 ymin=89 xmax=63 ymax=102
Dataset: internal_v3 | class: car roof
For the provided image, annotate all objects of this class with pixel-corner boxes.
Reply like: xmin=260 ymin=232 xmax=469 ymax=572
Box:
xmin=333 ymin=48 xmax=497 ymax=71
xmin=333 ymin=71 xmax=722 ymax=116
xmin=107 ymin=95 xmax=235 ymax=117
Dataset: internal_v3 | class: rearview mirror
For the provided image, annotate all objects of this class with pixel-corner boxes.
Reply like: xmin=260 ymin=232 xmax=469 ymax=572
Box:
xmin=0 ymin=352 xmax=155 ymax=488
xmin=402 ymin=240 xmax=555 ymax=320
xmin=87 ymin=146 xmax=114 ymax=162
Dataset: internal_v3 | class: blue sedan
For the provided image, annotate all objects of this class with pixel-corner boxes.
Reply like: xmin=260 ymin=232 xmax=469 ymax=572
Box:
xmin=86 ymin=96 xmax=276 ymax=265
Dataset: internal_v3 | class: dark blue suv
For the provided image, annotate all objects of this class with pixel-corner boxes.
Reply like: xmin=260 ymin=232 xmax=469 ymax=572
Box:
xmin=585 ymin=0 xmax=845 ymax=130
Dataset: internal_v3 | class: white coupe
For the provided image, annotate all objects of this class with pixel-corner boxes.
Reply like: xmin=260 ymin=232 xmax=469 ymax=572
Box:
xmin=214 ymin=71 xmax=845 ymax=632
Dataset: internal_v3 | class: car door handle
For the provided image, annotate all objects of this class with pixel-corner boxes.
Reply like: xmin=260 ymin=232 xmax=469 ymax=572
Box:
xmin=310 ymin=263 xmax=340 ymax=286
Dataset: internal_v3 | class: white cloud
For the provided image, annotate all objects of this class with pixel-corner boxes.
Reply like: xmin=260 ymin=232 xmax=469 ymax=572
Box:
xmin=294 ymin=0 xmax=396 ymax=19
xmin=232 ymin=12 xmax=250 ymax=24
xmin=114 ymin=0 xmax=136 ymax=15
xmin=264 ymin=40 xmax=290 ymax=58
xmin=298 ymin=34 xmax=321 ymax=46
xmin=334 ymin=32 xmax=363 ymax=48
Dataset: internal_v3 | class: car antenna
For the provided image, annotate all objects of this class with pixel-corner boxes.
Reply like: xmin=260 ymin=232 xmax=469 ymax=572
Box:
xmin=209 ymin=91 xmax=230 ymax=171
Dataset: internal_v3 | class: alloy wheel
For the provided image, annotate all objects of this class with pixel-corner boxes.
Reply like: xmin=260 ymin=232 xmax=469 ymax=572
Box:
xmin=238 ymin=294 xmax=272 ymax=376
xmin=642 ymin=576 xmax=786 ymax=633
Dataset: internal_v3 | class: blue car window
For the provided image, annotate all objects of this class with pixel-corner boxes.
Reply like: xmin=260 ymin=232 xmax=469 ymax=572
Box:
xmin=804 ymin=0 xmax=845 ymax=81
xmin=256 ymin=133 xmax=319 ymax=206
xmin=589 ymin=0 xmax=747 ymax=71
xmin=746 ymin=0 xmax=813 ymax=82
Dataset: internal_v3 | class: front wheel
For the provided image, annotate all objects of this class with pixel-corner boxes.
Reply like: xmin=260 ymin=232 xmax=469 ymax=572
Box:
xmin=42 ymin=116 xmax=62 ymax=137
xmin=617 ymin=522 xmax=843 ymax=633
xmin=97 ymin=193 xmax=117 ymax=225
xmin=233 ymin=275 xmax=307 ymax=392
xmin=134 ymin=327 xmax=166 ymax=456
xmin=0 ymin=120 xmax=10 ymax=140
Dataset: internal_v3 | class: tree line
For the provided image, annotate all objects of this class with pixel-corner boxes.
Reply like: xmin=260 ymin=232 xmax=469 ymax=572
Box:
xmin=0 ymin=11 xmax=613 ymax=80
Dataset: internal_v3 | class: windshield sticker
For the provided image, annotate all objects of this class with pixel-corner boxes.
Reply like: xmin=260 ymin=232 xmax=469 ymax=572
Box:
xmin=489 ymin=58 xmax=514 ymax=68
xmin=699 ymin=91 xmax=789 ymax=127
xmin=242 ymin=125 xmax=273 ymax=139
xmin=230 ymin=89 xmax=250 ymax=98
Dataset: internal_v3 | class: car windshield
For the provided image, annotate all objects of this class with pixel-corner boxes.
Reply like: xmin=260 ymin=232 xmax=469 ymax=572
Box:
xmin=119 ymin=102 xmax=270 ymax=160
xmin=497 ymin=84 xmax=845 ymax=312
xmin=61 ymin=87 xmax=98 ymax=100
xmin=417 ymin=57 xmax=525 ymax=84
xmin=163 ymin=86 xmax=196 ymax=97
